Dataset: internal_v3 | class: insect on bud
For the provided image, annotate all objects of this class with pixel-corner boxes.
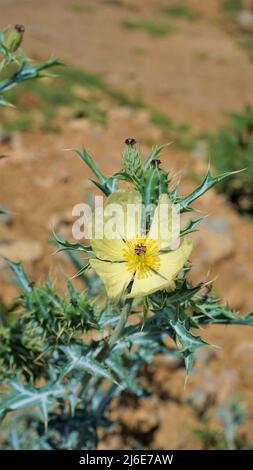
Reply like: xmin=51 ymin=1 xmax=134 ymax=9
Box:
xmin=5 ymin=24 xmax=25 ymax=53
xmin=125 ymin=138 xmax=137 ymax=146
xmin=15 ymin=24 xmax=25 ymax=33
xmin=150 ymin=159 xmax=161 ymax=168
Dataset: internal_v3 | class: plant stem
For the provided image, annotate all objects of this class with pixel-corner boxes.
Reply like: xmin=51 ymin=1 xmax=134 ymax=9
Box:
xmin=76 ymin=299 xmax=133 ymax=398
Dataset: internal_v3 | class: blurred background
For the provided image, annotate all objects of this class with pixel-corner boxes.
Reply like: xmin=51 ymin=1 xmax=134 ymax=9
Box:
xmin=1 ymin=0 xmax=253 ymax=449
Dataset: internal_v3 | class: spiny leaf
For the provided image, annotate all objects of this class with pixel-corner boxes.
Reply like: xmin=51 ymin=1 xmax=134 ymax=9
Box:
xmin=53 ymin=232 xmax=92 ymax=255
xmin=71 ymin=263 xmax=90 ymax=279
xmin=106 ymin=353 xmax=142 ymax=395
xmin=0 ymin=95 xmax=14 ymax=107
xmin=112 ymin=170 xmax=141 ymax=188
xmin=65 ymin=250 xmax=95 ymax=291
xmin=178 ymin=168 xmax=244 ymax=212
xmin=0 ymin=377 xmax=66 ymax=428
xmin=8 ymin=261 xmax=32 ymax=293
xmin=150 ymin=280 xmax=202 ymax=307
xmin=192 ymin=295 xmax=253 ymax=327
xmin=182 ymin=349 xmax=194 ymax=375
xmin=73 ymin=148 xmax=107 ymax=184
xmin=0 ymin=58 xmax=62 ymax=95
xmin=60 ymin=345 xmax=113 ymax=381
xmin=169 ymin=319 xmax=208 ymax=353
xmin=72 ymin=149 xmax=118 ymax=196
xmin=90 ymin=177 xmax=118 ymax=196
xmin=180 ymin=217 xmax=204 ymax=236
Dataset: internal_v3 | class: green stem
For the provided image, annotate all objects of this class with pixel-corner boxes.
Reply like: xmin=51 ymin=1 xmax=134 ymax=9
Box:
xmin=76 ymin=299 xmax=133 ymax=398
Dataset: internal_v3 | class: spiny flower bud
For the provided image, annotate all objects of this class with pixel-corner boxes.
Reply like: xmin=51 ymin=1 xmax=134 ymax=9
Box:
xmin=122 ymin=140 xmax=142 ymax=177
xmin=5 ymin=24 xmax=25 ymax=53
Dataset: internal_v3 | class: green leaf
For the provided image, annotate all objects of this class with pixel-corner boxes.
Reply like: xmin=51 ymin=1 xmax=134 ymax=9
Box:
xmin=60 ymin=345 xmax=113 ymax=381
xmin=180 ymin=217 xmax=204 ymax=236
xmin=106 ymin=353 xmax=142 ymax=394
xmin=0 ymin=58 xmax=62 ymax=95
xmin=72 ymin=149 xmax=118 ymax=196
xmin=169 ymin=319 xmax=208 ymax=353
xmin=65 ymin=251 xmax=96 ymax=291
xmin=178 ymin=168 xmax=244 ymax=212
xmin=192 ymin=295 xmax=253 ymax=327
xmin=0 ymin=95 xmax=14 ymax=107
xmin=150 ymin=280 xmax=202 ymax=307
xmin=112 ymin=171 xmax=141 ymax=188
xmin=74 ymin=148 xmax=107 ymax=184
xmin=71 ymin=263 xmax=90 ymax=279
xmin=8 ymin=261 xmax=32 ymax=293
xmin=53 ymin=233 xmax=92 ymax=255
xmin=182 ymin=349 xmax=194 ymax=375
xmin=0 ymin=377 xmax=66 ymax=428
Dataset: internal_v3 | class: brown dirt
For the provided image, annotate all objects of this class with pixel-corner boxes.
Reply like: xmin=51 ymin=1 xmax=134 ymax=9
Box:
xmin=1 ymin=0 xmax=253 ymax=449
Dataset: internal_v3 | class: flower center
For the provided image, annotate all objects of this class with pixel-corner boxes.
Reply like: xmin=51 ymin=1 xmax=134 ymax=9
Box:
xmin=134 ymin=243 xmax=147 ymax=256
xmin=122 ymin=237 xmax=160 ymax=279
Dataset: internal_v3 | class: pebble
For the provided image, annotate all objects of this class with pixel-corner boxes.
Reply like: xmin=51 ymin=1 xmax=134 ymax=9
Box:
xmin=238 ymin=10 xmax=253 ymax=33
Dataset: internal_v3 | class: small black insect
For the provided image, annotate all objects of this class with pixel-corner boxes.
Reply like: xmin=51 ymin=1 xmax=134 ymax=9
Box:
xmin=15 ymin=24 xmax=25 ymax=33
xmin=150 ymin=159 xmax=161 ymax=168
xmin=125 ymin=138 xmax=137 ymax=146
xmin=29 ymin=281 xmax=36 ymax=290
xmin=70 ymin=297 xmax=78 ymax=307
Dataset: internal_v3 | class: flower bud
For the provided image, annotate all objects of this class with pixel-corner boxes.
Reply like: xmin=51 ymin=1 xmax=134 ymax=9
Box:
xmin=122 ymin=140 xmax=142 ymax=177
xmin=5 ymin=24 xmax=25 ymax=53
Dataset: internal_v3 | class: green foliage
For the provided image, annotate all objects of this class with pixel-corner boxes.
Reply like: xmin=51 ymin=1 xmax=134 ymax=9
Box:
xmin=121 ymin=19 xmax=176 ymax=37
xmin=210 ymin=105 xmax=253 ymax=215
xmin=239 ymin=35 xmax=253 ymax=62
xmin=69 ymin=3 xmax=93 ymax=13
xmin=194 ymin=397 xmax=250 ymax=450
xmin=0 ymin=378 xmax=68 ymax=428
xmin=0 ymin=63 xmax=147 ymax=133
xmin=194 ymin=427 xmax=228 ymax=450
xmin=161 ymin=5 xmax=200 ymax=20
xmin=4 ymin=113 xmax=33 ymax=132
xmin=150 ymin=110 xmax=174 ymax=128
xmin=150 ymin=110 xmax=197 ymax=150
xmin=222 ymin=0 xmax=243 ymax=12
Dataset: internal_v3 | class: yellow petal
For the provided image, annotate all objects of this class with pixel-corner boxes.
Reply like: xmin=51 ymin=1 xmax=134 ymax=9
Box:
xmin=104 ymin=190 xmax=142 ymax=240
xmin=127 ymin=270 xmax=170 ymax=298
xmin=91 ymin=238 xmax=126 ymax=262
xmin=89 ymin=258 xmax=133 ymax=300
xmin=148 ymin=193 xmax=179 ymax=250
xmin=157 ymin=237 xmax=192 ymax=280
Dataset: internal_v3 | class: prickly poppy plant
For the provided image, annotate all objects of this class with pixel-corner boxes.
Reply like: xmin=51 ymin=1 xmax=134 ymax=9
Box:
xmin=1 ymin=139 xmax=253 ymax=450
xmin=1 ymin=23 xmax=253 ymax=451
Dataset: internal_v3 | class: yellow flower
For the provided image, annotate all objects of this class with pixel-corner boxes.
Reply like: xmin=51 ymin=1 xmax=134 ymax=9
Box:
xmin=89 ymin=190 xmax=192 ymax=300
